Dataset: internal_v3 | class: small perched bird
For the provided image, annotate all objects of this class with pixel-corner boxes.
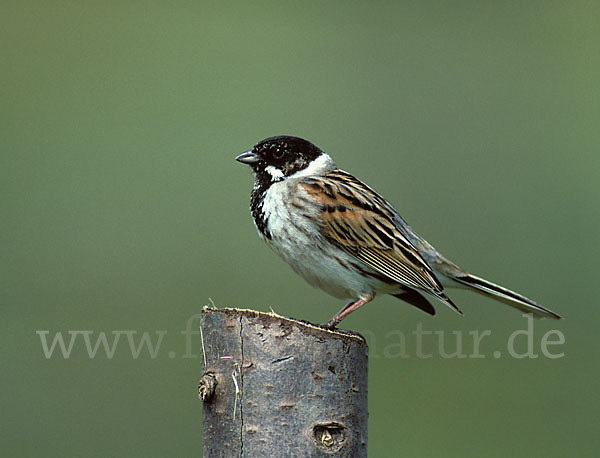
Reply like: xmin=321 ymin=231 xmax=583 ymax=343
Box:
xmin=236 ymin=136 xmax=561 ymax=328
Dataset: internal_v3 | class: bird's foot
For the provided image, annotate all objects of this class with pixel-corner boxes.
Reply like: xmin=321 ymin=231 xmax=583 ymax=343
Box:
xmin=321 ymin=318 xmax=340 ymax=330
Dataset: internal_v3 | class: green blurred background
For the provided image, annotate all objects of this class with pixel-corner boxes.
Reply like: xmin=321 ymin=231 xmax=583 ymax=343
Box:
xmin=3 ymin=1 xmax=599 ymax=456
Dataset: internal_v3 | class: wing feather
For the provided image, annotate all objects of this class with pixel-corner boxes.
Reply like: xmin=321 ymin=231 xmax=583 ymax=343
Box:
xmin=300 ymin=170 xmax=445 ymax=296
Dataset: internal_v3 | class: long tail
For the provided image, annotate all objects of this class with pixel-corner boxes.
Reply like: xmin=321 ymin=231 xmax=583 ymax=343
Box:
xmin=396 ymin=224 xmax=562 ymax=319
xmin=449 ymin=272 xmax=562 ymax=319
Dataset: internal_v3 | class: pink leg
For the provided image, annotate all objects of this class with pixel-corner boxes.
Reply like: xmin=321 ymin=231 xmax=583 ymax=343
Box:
xmin=324 ymin=298 xmax=368 ymax=329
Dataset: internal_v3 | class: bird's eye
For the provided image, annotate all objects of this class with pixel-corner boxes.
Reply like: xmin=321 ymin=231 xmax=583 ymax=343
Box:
xmin=272 ymin=149 xmax=285 ymax=159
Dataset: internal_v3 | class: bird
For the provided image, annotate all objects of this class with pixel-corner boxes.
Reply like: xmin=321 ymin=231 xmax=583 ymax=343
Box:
xmin=235 ymin=135 xmax=561 ymax=329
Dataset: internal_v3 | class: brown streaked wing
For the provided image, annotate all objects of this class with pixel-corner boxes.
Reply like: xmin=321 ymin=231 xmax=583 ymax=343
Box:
xmin=300 ymin=171 xmax=444 ymax=295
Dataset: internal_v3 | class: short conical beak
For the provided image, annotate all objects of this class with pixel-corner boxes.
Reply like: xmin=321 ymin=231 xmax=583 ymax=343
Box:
xmin=235 ymin=150 xmax=259 ymax=164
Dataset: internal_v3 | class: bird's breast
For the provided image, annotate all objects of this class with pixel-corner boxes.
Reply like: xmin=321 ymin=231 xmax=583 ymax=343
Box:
xmin=250 ymin=179 xmax=388 ymax=300
xmin=258 ymin=180 xmax=321 ymax=244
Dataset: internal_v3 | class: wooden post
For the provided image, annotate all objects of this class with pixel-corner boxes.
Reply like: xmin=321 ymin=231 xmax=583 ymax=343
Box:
xmin=198 ymin=307 xmax=368 ymax=457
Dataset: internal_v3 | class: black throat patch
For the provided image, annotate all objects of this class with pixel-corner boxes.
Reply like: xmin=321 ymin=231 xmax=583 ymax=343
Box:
xmin=250 ymin=179 xmax=272 ymax=240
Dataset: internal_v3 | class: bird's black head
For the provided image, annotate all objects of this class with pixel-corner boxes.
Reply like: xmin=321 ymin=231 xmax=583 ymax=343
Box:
xmin=236 ymin=136 xmax=327 ymax=183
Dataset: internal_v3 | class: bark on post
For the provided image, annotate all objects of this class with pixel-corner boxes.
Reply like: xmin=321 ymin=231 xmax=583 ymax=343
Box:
xmin=198 ymin=307 xmax=368 ymax=457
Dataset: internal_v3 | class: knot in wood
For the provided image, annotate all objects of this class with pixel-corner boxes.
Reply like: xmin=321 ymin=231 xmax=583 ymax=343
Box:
xmin=198 ymin=372 xmax=217 ymax=401
xmin=312 ymin=422 xmax=347 ymax=452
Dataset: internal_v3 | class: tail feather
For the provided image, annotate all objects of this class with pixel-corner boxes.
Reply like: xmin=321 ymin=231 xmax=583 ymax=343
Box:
xmin=393 ymin=289 xmax=436 ymax=316
xmin=452 ymin=273 xmax=562 ymax=319
xmin=392 ymin=288 xmax=463 ymax=316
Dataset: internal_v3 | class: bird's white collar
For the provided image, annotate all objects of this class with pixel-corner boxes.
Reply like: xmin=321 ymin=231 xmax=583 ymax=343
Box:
xmin=290 ymin=153 xmax=336 ymax=179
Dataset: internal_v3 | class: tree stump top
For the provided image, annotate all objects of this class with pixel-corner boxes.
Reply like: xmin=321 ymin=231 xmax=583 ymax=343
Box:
xmin=203 ymin=306 xmax=366 ymax=344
